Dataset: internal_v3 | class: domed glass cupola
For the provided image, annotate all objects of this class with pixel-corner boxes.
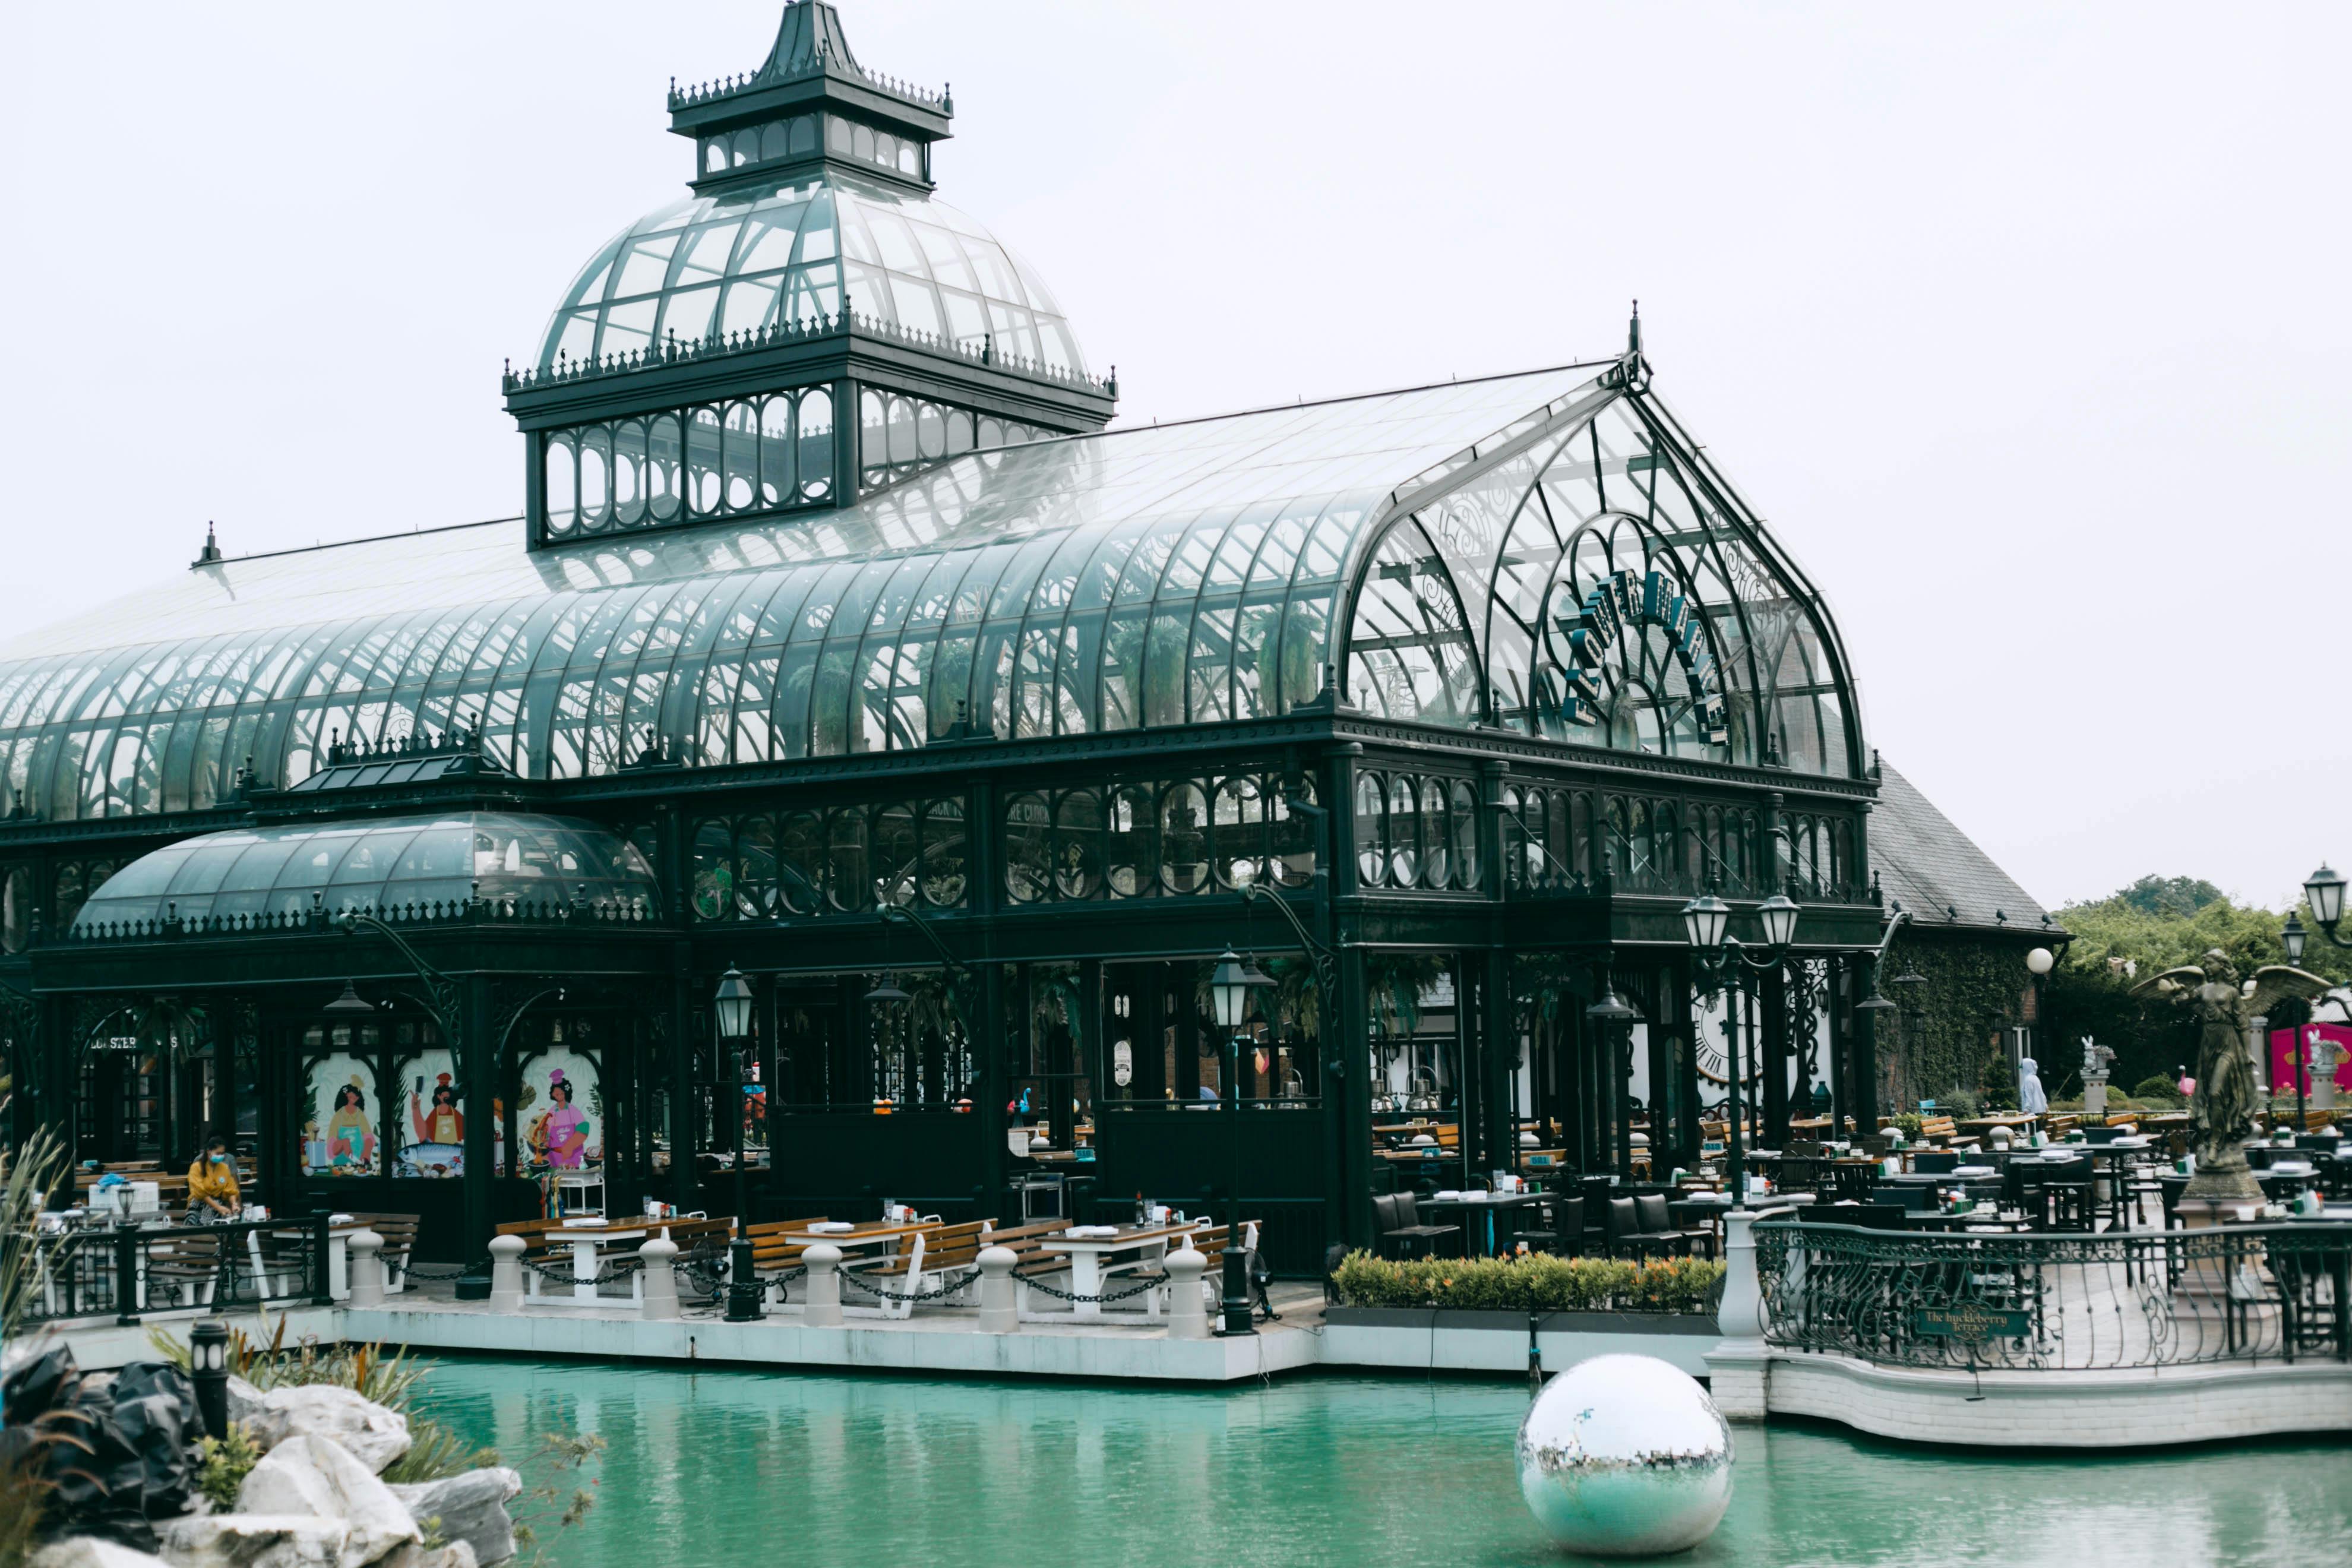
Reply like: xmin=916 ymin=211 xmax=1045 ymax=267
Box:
xmin=503 ymin=1 xmax=1115 ymax=548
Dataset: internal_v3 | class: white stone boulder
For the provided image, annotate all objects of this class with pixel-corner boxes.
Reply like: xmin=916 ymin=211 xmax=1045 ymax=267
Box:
xmin=237 ymin=1436 xmax=420 ymax=1568
xmin=33 ymin=1539 xmax=177 ymax=1568
xmin=387 ymin=1469 xmax=520 ymax=1567
xmin=226 ymin=1381 xmax=412 ymax=1475
xmin=155 ymin=1513 xmax=350 ymax=1568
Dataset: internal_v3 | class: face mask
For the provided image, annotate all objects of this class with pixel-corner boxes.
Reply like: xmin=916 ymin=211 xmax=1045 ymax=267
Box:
xmin=210 ymin=1154 xmax=227 ymax=1164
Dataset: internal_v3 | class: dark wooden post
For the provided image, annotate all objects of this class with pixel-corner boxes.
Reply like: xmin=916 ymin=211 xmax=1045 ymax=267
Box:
xmin=461 ymin=975 xmax=496 ymax=1250
xmin=1762 ymin=963 xmax=1790 ymax=1149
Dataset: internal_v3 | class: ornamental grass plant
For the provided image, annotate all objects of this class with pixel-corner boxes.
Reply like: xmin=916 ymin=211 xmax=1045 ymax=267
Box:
xmin=1329 ymin=1250 xmax=1725 ymax=1314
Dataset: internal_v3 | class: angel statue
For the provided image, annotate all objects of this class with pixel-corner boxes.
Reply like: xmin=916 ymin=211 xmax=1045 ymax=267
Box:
xmin=2135 ymin=949 xmax=2328 ymax=1200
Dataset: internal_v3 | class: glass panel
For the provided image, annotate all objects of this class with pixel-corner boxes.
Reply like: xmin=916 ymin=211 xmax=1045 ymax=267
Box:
xmin=1052 ymin=789 xmax=1102 ymax=899
xmin=1161 ymin=782 xmax=1208 ymax=894
xmin=1354 ymin=773 xmax=1383 ymax=887
xmin=1420 ymin=778 xmax=1449 ymax=890
xmin=1450 ymin=779 xmax=1479 ymax=890
xmin=826 ymin=808 xmax=869 ymax=911
xmin=919 ymin=799 xmax=966 ymax=907
xmin=1004 ymin=793 xmax=1049 ymax=903
xmin=875 ymin=802 xmax=917 ymax=907
xmin=778 ymin=811 xmax=823 ymax=913
xmin=1389 ymin=776 xmax=1419 ymax=887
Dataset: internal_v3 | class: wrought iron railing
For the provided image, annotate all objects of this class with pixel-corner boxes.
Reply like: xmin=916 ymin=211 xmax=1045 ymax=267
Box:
xmin=503 ymin=305 xmax=1112 ymax=397
xmin=1755 ymin=1219 xmax=2352 ymax=1371
xmin=6 ymin=1216 xmax=333 ymax=1327
xmin=61 ymin=893 xmax=656 ymax=946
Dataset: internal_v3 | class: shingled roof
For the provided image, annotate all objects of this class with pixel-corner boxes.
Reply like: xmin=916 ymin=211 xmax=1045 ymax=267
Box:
xmin=1872 ymin=761 xmax=2058 ymax=937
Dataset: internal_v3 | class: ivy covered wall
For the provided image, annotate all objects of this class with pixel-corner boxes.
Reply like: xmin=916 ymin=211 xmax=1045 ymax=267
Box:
xmin=1879 ymin=928 xmax=2041 ymax=1109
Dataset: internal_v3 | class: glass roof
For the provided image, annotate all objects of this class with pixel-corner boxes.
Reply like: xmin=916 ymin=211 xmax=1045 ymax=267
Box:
xmin=71 ymin=813 xmax=659 ymax=930
xmin=0 ymin=363 xmax=1860 ymax=824
xmin=538 ymin=172 xmax=1085 ymax=377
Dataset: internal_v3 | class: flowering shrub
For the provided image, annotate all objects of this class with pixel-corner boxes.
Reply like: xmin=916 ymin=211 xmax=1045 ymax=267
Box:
xmin=1328 ymin=1251 xmax=1725 ymax=1314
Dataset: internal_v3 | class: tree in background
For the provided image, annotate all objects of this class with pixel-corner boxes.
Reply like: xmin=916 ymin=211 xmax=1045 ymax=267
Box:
xmin=2046 ymin=875 xmax=2350 ymax=1095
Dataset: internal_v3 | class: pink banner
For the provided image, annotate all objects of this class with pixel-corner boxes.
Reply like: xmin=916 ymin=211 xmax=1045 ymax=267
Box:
xmin=2268 ymin=1022 xmax=2352 ymax=1093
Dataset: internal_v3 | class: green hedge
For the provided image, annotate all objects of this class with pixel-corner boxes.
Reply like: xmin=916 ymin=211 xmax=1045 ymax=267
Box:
xmin=1328 ymin=1250 xmax=1725 ymax=1315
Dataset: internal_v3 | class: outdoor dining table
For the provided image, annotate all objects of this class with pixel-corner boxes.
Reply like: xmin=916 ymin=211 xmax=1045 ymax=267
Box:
xmin=1035 ymin=1222 xmax=1204 ymax=1321
xmin=532 ymin=1221 xmax=652 ymax=1308
xmin=1413 ymin=1192 xmax=1544 ymax=1257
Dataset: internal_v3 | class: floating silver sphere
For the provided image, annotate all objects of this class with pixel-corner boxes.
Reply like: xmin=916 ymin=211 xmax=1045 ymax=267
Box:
xmin=1518 ymin=1354 xmax=1734 ymax=1557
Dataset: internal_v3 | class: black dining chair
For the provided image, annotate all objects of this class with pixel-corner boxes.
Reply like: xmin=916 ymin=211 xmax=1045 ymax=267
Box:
xmin=1870 ymin=1183 xmax=1933 ymax=1212
xmin=1912 ymin=1151 xmax=1961 ymax=1175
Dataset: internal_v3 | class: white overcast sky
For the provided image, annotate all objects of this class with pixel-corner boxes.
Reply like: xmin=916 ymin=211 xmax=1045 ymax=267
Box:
xmin=2 ymin=2 xmax=2344 ymax=912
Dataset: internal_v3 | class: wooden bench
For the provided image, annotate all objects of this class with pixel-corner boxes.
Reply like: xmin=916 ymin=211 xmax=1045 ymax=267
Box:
xmin=982 ymin=1220 xmax=1079 ymax=1282
xmin=862 ymin=1219 xmax=995 ymax=1315
xmin=1916 ymin=1115 xmax=1958 ymax=1144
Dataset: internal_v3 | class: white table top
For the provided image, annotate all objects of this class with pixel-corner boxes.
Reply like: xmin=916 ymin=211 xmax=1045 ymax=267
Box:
xmin=1038 ymin=1224 xmax=1198 ymax=1253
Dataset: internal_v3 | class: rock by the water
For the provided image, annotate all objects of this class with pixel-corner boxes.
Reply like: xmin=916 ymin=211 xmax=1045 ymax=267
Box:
xmin=31 ymin=1539 xmax=176 ymax=1568
xmin=378 ymin=1546 xmax=478 ymax=1568
xmin=227 ymin=1384 xmax=411 ymax=1476
xmin=154 ymin=1513 xmax=349 ymax=1568
xmin=237 ymin=1436 xmax=419 ymax=1568
xmin=387 ymin=1469 xmax=519 ymax=1566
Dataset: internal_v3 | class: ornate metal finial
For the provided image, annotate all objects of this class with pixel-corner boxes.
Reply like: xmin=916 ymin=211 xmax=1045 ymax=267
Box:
xmin=1628 ymin=299 xmax=1641 ymax=358
xmin=191 ymin=521 xmax=223 ymax=569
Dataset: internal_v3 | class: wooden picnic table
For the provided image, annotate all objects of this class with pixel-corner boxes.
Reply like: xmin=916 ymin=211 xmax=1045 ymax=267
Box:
xmin=1035 ymin=1222 xmax=1203 ymax=1322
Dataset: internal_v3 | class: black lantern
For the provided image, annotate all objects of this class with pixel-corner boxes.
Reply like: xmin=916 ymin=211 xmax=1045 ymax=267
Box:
xmin=1585 ymin=989 xmax=1640 ymax=1025
xmin=1210 ymin=949 xmax=1251 ymax=1032
xmin=323 ymin=981 xmax=374 ymax=1015
xmin=2283 ymin=912 xmax=2307 ymax=965
xmin=1680 ymin=894 xmax=1730 ymax=952
xmin=864 ymin=973 xmax=912 ymax=1008
xmin=713 ymin=966 xmax=755 ymax=1043
xmin=1756 ymin=893 xmax=1801 ymax=952
xmin=2306 ymin=864 xmax=2346 ymax=930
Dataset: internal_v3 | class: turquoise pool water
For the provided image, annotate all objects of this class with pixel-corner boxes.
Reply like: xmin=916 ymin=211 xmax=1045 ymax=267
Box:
xmin=407 ymin=1358 xmax=2352 ymax=1568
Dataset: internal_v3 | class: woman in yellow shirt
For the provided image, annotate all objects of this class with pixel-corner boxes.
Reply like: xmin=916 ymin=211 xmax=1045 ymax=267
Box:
xmin=187 ymin=1138 xmax=240 ymax=1218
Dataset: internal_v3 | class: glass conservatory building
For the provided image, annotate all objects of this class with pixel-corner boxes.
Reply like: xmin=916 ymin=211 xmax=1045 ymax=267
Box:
xmin=0 ymin=2 xmax=2047 ymax=1265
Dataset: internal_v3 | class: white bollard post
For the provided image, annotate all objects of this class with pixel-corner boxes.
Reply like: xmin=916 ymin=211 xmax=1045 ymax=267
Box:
xmin=976 ymin=1245 xmax=1018 ymax=1334
xmin=1702 ymin=1208 xmax=1769 ymax=1421
xmin=639 ymin=1237 xmax=680 ymax=1320
xmin=346 ymin=1229 xmax=385 ymax=1309
xmin=1164 ymin=1245 xmax=1209 ymax=1340
xmin=487 ymin=1234 xmax=526 ymax=1314
xmin=804 ymin=1243 xmax=843 ymax=1327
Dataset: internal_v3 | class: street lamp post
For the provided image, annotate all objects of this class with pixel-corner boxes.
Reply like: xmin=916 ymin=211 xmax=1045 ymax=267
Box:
xmin=2025 ymin=945 xmax=2056 ymax=1090
xmin=1584 ymin=987 xmax=1640 ymax=1180
xmin=1209 ymin=949 xmax=1272 ymax=1335
xmin=1678 ymin=893 xmax=1800 ymax=1201
xmin=713 ymin=965 xmax=760 ymax=1323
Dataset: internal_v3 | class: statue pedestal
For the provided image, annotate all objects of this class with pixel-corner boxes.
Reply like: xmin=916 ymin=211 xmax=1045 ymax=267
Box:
xmin=2310 ymin=1042 xmax=2341 ymax=1111
xmin=2082 ymin=1075 xmax=2109 ymax=1118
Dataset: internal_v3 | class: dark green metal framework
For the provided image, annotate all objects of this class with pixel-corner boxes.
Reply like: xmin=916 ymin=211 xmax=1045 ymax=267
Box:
xmin=0 ymin=4 xmax=1917 ymax=1269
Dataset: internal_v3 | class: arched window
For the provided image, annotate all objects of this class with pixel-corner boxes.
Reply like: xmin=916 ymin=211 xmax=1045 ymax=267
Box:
xmin=874 ymin=802 xmax=917 ymax=908
xmin=1450 ymin=779 xmax=1479 ymax=891
xmin=1160 ymin=783 xmax=1209 ymax=894
xmin=690 ymin=819 xmax=732 ymax=921
xmin=1054 ymin=789 xmax=1103 ymax=899
xmin=778 ymin=811 xmax=823 ymax=913
xmin=1004 ymin=793 xmax=1049 ymax=903
xmin=919 ymin=799 xmax=966 ymax=908
xmin=826 ymin=809 xmax=869 ymax=911
xmin=1389 ymin=776 xmax=1419 ymax=887
xmin=1420 ymin=779 xmax=1449 ymax=890
xmin=1354 ymin=773 xmax=1384 ymax=887
xmin=734 ymin=815 xmax=777 ymax=919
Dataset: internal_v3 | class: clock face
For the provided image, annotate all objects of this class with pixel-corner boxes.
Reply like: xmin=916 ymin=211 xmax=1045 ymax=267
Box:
xmin=1694 ymin=1032 xmax=1760 ymax=1088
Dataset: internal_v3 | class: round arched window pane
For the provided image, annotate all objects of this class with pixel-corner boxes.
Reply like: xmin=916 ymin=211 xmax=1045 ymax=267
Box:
xmin=1054 ymin=790 xmax=1104 ymax=899
xmin=1107 ymin=786 xmax=1153 ymax=897
xmin=1389 ymin=777 xmax=1419 ymax=887
xmin=826 ymin=809 xmax=869 ymax=911
xmin=543 ymin=435 xmax=577 ymax=536
xmin=1354 ymin=773 xmax=1384 ymax=887
xmin=690 ymin=820 xmax=731 ymax=921
xmin=1273 ymin=777 xmax=1317 ymax=889
xmin=1450 ymin=780 xmax=1480 ymax=891
xmin=875 ymin=803 xmax=917 ymax=908
xmin=1420 ymin=779 xmax=1449 ymax=890
xmin=1214 ymin=778 xmax=1263 ymax=890
xmin=919 ymin=799 xmax=966 ymax=908
xmin=777 ymin=812 xmax=822 ymax=914
xmin=1160 ymin=783 xmax=1209 ymax=894
xmin=734 ymin=815 xmax=776 ymax=919
xmin=1004 ymin=794 xmax=1049 ymax=903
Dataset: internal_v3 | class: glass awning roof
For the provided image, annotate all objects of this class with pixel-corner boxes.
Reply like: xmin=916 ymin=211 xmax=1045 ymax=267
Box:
xmin=72 ymin=812 xmax=659 ymax=930
xmin=0 ymin=362 xmax=1863 ymax=823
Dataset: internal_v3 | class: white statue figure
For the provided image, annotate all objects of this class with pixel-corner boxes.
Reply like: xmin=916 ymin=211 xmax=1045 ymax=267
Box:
xmin=2081 ymin=1036 xmax=2116 ymax=1080
xmin=2017 ymin=1056 xmax=2048 ymax=1116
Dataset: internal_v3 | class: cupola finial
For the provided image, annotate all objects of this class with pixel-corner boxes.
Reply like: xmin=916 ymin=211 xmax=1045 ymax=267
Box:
xmin=191 ymin=521 xmax=223 ymax=570
xmin=1627 ymin=299 xmax=1641 ymax=358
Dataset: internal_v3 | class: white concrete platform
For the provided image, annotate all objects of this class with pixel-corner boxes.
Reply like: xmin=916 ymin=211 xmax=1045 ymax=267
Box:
xmin=340 ymin=1292 xmax=1322 ymax=1383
